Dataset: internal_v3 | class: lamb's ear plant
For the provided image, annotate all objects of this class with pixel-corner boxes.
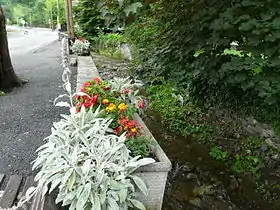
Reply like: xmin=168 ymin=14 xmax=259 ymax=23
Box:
xmin=70 ymin=39 xmax=91 ymax=56
xmin=32 ymin=106 xmax=155 ymax=210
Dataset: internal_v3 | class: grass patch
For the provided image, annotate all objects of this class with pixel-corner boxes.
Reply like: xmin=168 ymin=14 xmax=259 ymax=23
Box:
xmin=0 ymin=91 xmax=6 ymax=96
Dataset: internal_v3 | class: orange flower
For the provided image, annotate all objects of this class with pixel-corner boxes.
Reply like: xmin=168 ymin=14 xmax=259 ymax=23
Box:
xmin=131 ymin=128 xmax=137 ymax=133
xmin=102 ymin=99 xmax=109 ymax=105
xmin=106 ymin=103 xmax=116 ymax=112
xmin=118 ymin=103 xmax=127 ymax=112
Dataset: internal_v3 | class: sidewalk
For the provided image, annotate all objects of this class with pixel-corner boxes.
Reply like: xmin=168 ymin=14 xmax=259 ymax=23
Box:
xmin=0 ymin=41 xmax=68 ymax=177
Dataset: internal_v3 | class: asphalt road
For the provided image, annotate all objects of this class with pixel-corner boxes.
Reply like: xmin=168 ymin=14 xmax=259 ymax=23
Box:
xmin=8 ymin=28 xmax=58 ymax=55
xmin=0 ymin=29 xmax=68 ymax=178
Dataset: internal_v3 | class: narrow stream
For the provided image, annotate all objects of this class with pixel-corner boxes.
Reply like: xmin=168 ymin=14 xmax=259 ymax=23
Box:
xmin=142 ymin=112 xmax=274 ymax=210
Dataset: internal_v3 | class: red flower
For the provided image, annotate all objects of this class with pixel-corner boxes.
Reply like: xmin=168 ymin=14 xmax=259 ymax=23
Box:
xmin=138 ymin=99 xmax=146 ymax=109
xmin=83 ymin=95 xmax=90 ymax=101
xmin=78 ymin=37 xmax=87 ymax=42
xmin=83 ymin=81 xmax=92 ymax=87
xmin=104 ymin=86 xmax=110 ymax=91
xmin=117 ymin=116 xmax=141 ymax=137
xmin=76 ymin=102 xmax=82 ymax=112
xmin=80 ymin=81 xmax=92 ymax=92
xmin=114 ymin=126 xmax=123 ymax=135
xmin=93 ymin=78 xmax=101 ymax=85
xmin=89 ymin=95 xmax=99 ymax=106
xmin=83 ymin=102 xmax=92 ymax=109
xmin=122 ymin=89 xmax=133 ymax=93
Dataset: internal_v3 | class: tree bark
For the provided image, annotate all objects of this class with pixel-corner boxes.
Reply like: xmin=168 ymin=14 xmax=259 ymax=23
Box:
xmin=0 ymin=6 xmax=27 ymax=89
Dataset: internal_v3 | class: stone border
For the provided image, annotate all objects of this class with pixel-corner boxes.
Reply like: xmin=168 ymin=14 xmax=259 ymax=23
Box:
xmin=76 ymin=56 xmax=99 ymax=92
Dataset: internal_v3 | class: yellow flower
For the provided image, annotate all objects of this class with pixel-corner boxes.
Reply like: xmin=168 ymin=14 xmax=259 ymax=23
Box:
xmin=102 ymin=99 xmax=109 ymax=105
xmin=131 ymin=128 xmax=137 ymax=133
xmin=106 ymin=103 xmax=116 ymax=112
xmin=118 ymin=103 xmax=127 ymax=111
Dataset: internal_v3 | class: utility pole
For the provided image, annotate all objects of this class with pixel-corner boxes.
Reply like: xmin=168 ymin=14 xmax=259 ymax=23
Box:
xmin=57 ymin=0 xmax=61 ymax=40
xmin=50 ymin=6 xmax=54 ymax=31
xmin=65 ymin=0 xmax=74 ymax=45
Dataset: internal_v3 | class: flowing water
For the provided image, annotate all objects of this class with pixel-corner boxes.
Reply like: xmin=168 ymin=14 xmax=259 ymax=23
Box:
xmin=142 ymin=112 xmax=274 ymax=210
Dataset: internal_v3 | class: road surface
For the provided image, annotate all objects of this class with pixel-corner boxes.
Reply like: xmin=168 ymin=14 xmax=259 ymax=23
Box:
xmin=7 ymin=27 xmax=58 ymax=55
xmin=0 ymin=29 xmax=71 ymax=178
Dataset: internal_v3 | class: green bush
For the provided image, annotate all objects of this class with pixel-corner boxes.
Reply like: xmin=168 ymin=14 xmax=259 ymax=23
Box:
xmin=92 ymin=33 xmax=127 ymax=59
xmin=127 ymin=0 xmax=280 ymax=108
xmin=147 ymin=80 xmax=213 ymax=139
xmin=73 ymin=0 xmax=105 ymax=38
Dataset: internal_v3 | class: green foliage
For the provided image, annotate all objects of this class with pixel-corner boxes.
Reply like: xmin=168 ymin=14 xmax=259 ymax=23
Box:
xmin=73 ymin=0 xmax=105 ymax=38
xmin=0 ymin=91 xmax=6 ymax=96
xmin=147 ymin=80 xmax=213 ymax=139
xmin=93 ymin=33 xmax=127 ymax=59
xmin=125 ymin=135 xmax=150 ymax=157
xmin=0 ymin=0 xmax=64 ymax=27
xmin=97 ymin=0 xmax=144 ymax=29
xmin=231 ymin=155 xmax=261 ymax=177
xmin=209 ymin=146 xmax=262 ymax=177
xmin=209 ymin=147 xmax=229 ymax=162
xmin=127 ymin=0 xmax=280 ymax=109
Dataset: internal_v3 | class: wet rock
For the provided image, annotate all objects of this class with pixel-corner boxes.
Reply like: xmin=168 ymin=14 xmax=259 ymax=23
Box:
xmin=259 ymin=144 xmax=268 ymax=152
xmin=182 ymin=164 xmax=193 ymax=173
xmin=188 ymin=197 xmax=202 ymax=208
xmin=265 ymin=139 xmax=280 ymax=150
xmin=186 ymin=173 xmax=198 ymax=180
xmin=193 ymin=185 xmax=213 ymax=196
xmin=256 ymin=164 xmax=266 ymax=171
xmin=272 ymin=154 xmax=279 ymax=160
xmin=229 ymin=177 xmax=239 ymax=191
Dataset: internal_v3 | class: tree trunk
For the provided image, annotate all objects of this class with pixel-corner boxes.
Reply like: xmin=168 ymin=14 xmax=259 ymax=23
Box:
xmin=0 ymin=6 xmax=27 ymax=90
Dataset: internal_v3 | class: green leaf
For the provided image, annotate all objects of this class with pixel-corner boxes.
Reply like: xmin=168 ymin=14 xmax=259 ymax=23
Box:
xmin=194 ymin=49 xmax=205 ymax=57
xmin=108 ymin=197 xmax=119 ymax=210
xmin=124 ymin=2 xmax=142 ymax=16
xmin=252 ymin=66 xmax=262 ymax=75
xmin=67 ymin=170 xmax=76 ymax=191
xmin=82 ymin=159 xmax=91 ymax=176
xmin=94 ymin=194 xmax=101 ymax=210
xmin=118 ymin=188 xmax=128 ymax=203
xmin=129 ymin=198 xmax=146 ymax=210
xmin=130 ymin=175 xmax=148 ymax=196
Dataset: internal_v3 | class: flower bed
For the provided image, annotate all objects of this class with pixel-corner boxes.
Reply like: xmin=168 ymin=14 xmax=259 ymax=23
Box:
xmin=74 ymin=76 xmax=171 ymax=209
xmin=75 ymin=77 xmax=152 ymax=157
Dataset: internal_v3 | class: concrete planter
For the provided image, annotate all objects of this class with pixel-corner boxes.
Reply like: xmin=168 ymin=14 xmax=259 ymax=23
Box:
xmin=133 ymin=114 xmax=172 ymax=210
xmin=77 ymin=56 xmax=172 ymax=210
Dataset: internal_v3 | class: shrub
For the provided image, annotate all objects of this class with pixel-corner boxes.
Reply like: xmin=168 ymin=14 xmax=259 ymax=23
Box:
xmin=92 ymin=33 xmax=128 ymax=59
xmin=73 ymin=0 xmax=105 ymax=38
xmin=70 ymin=38 xmax=91 ymax=56
xmin=126 ymin=0 xmax=280 ymax=108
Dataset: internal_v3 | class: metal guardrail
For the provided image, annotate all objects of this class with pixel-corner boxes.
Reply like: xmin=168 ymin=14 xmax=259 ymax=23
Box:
xmin=58 ymin=31 xmax=68 ymax=41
